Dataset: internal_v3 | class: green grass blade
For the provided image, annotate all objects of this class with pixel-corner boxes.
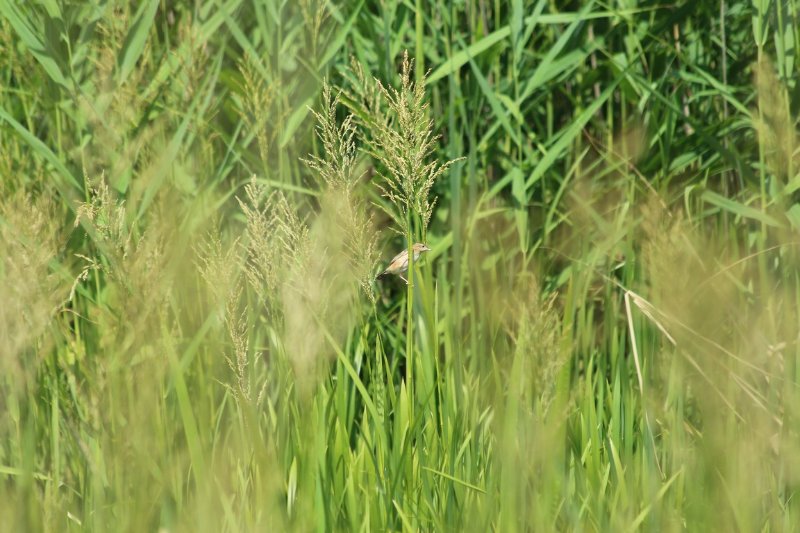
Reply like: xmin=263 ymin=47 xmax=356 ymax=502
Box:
xmin=116 ymin=0 xmax=160 ymax=84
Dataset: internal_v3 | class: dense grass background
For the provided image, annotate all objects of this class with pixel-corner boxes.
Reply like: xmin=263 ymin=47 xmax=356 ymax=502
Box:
xmin=2 ymin=0 xmax=800 ymax=530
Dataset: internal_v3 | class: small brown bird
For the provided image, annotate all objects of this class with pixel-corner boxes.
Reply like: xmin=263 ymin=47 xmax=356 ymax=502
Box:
xmin=379 ymin=243 xmax=431 ymax=284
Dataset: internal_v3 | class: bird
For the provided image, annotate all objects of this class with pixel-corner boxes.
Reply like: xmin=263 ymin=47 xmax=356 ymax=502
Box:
xmin=378 ymin=243 xmax=431 ymax=284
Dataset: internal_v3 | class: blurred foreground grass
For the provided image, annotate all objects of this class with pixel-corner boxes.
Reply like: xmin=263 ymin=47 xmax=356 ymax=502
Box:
xmin=2 ymin=0 xmax=800 ymax=530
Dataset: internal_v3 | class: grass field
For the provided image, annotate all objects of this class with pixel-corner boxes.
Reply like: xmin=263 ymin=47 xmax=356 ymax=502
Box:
xmin=2 ymin=0 xmax=800 ymax=530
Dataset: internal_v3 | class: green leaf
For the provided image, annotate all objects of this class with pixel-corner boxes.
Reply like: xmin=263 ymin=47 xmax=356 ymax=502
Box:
xmin=429 ymin=7 xmax=652 ymax=83
xmin=428 ymin=25 xmax=510 ymax=82
xmin=117 ymin=0 xmax=160 ymax=84
xmin=518 ymin=2 xmax=595 ymax=102
xmin=1 ymin=2 xmax=71 ymax=90
xmin=135 ymin=47 xmax=224 ymax=221
xmin=786 ymin=204 xmax=800 ymax=231
xmin=701 ymin=190 xmax=784 ymax=228
xmin=0 ymin=107 xmax=81 ymax=192
xmin=215 ymin=0 xmax=269 ymax=78
xmin=280 ymin=95 xmax=315 ymax=148
xmin=466 ymin=54 xmax=520 ymax=146
xmin=319 ymin=0 xmax=366 ymax=67
xmin=523 ymin=77 xmax=621 ymax=189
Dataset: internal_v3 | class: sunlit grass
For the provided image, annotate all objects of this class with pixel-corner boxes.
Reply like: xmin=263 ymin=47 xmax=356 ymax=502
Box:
xmin=1 ymin=1 xmax=799 ymax=531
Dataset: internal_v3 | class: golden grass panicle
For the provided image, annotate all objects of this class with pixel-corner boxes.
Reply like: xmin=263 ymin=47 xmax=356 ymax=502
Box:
xmin=299 ymin=0 xmax=329 ymax=56
xmin=754 ymin=58 xmax=798 ymax=185
xmin=305 ymin=82 xmax=380 ymax=301
xmin=75 ymin=174 xmax=131 ymax=259
xmin=197 ymin=227 xmax=243 ymax=309
xmin=0 ymin=190 xmax=69 ymax=383
xmin=237 ymin=178 xmax=279 ymax=302
xmin=237 ymin=54 xmax=280 ymax=166
xmin=354 ymin=51 xmax=461 ymax=235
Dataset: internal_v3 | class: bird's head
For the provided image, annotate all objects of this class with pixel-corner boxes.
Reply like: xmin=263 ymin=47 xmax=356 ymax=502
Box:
xmin=413 ymin=243 xmax=431 ymax=253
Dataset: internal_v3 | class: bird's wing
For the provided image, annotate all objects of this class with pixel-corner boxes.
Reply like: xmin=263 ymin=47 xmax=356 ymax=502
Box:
xmin=389 ymin=249 xmax=407 ymax=265
xmin=381 ymin=249 xmax=408 ymax=274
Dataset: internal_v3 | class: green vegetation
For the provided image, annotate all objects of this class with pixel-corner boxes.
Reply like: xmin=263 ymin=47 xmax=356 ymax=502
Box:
xmin=1 ymin=0 xmax=799 ymax=530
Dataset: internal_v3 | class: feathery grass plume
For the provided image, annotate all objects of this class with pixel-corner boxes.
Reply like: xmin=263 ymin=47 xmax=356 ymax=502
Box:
xmin=305 ymin=82 xmax=380 ymax=302
xmin=639 ymin=200 xmax=783 ymax=416
xmin=237 ymin=54 xmax=280 ymax=166
xmin=169 ymin=11 xmax=211 ymax=104
xmin=66 ymin=181 xmax=220 ymax=529
xmin=0 ymin=190 xmax=68 ymax=384
xmin=490 ymin=276 xmax=570 ymax=530
xmin=197 ymin=227 xmax=266 ymax=406
xmin=299 ymin=0 xmax=329 ymax=57
xmin=197 ymin=227 xmax=243 ymax=309
xmin=223 ymin=282 xmax=261 ymax=405
xmin=306 ymin=84 xmax=360 ymax=190
xmin=237 ymin=178 xmax=285 ymax=311
xmin=75 ymin=175 xmax=132 ymax=258
xmin=280 ymin=191 xmax=372 ymax=393
xmin=75 ymin=176 xmax=169 ymax=299
xmin=754 ymin=58 xmax=798 ymax=185
xmin=353 ymin=51 xmax=460 ymax=236
xmin=636 ymin=199 xmax=799 ymax=529
xmin=502 ymin=275 xmax=567 ymax=416
xmin=236 ymin=178 xmax=312 ymax=288
xmin=74 ymin=177 xmax=186 ymax=365
xmin=639 ymin=202 xmax=705 ymax=321
xmin=237 ymin=177 xmax=347 ymax=392
xmin=342 ymin=56 xmax=384 ymax=126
